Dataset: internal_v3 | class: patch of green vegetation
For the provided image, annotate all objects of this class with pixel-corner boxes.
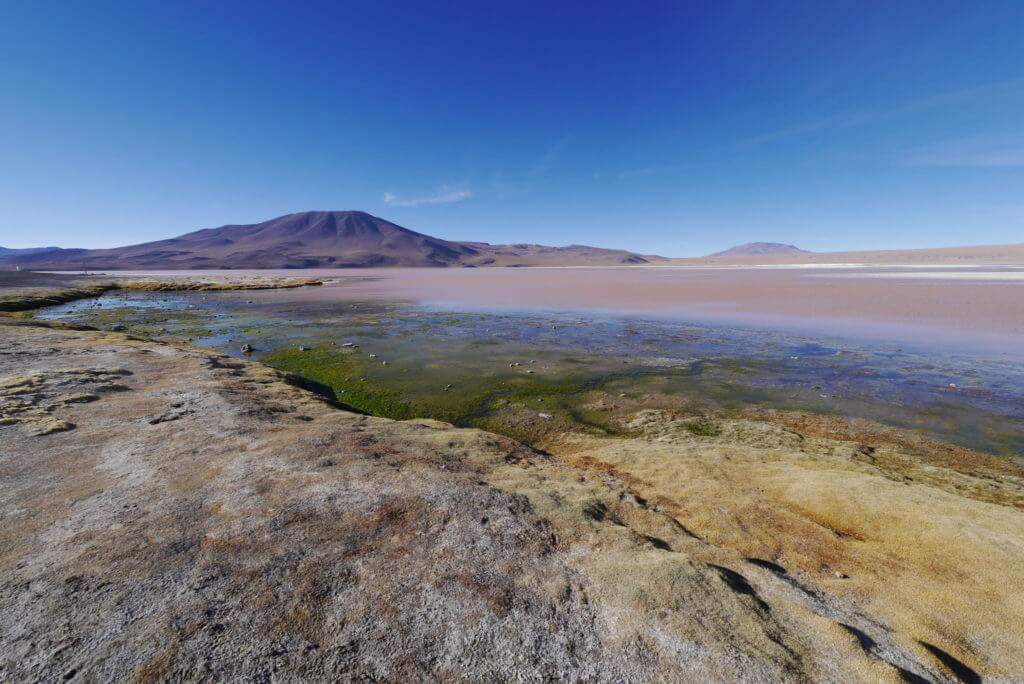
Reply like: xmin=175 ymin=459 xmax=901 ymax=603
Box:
xmin=261 ymin=348 xmax=415 ymax=419
xmin=257 ymin=343 xmax=636 ymax=445
xmin=49 ymin=302 xmax=220 ymax=337
xmin=684 ymin=417 xmax=722 ymax=437
xmin=413 ymin=372 xmax=584 ymax=427
xmin=985 ymin=431 xmax=1024 ymax=458
xmin=702 ymin=358 xmax=767 ymax=375
xmin=63 ymin=306 xmax=137 ymax=326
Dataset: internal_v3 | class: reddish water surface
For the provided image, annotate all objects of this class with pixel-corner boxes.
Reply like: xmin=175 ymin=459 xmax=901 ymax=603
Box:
xmin=99 ymin=266 xmax=1024 ymax=357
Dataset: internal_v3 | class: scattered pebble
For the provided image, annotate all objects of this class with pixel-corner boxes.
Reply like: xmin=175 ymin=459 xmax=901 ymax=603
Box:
xmin=241 ymin=343 xmax=254 ymax=353
xmin=538 ymin=413 xmax=552 ymax=420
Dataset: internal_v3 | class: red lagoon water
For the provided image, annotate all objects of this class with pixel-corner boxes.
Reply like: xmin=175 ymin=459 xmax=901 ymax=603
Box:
xmin=85 ymin=266 xmax=1024 ymax=357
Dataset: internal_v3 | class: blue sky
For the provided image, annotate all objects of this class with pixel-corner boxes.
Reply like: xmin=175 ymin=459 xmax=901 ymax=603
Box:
xmin=1 ymin=1 xmax=1022 ymax=256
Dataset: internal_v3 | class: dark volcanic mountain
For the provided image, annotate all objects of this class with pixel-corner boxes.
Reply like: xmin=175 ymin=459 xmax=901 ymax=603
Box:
xmin=709 ymin=242 xmax=809 ymax=257
xmin=1 ymin=211 xmax=658 ymax=269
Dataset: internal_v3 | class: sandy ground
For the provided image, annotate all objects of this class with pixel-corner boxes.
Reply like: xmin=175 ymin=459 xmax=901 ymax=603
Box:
xmin=2 ymin=314 xmax=1023 ymax=681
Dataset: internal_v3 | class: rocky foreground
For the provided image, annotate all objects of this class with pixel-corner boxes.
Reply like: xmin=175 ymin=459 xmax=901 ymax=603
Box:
xmin=1 ymin=314 xmax=1023 ymax=681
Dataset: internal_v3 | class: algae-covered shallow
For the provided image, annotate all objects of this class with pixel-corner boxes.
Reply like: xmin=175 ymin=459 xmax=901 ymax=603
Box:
xmin=37 ymin=288 xmax=1024 ymax=455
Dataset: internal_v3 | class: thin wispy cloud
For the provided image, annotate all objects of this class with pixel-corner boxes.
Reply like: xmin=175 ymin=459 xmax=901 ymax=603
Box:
xmin=617 ymin=164 xmax=689 ymax=180
xmin=382 ymin=186 xmax=472 ymax=207
xmin=488 ymin=136 xmax=573 ymax=199
xmin=904 ymin=136 xmax=1024 ymax=168
xmin=618 ymin=167 xmax=662 ymax=179
xmin=529 ymin=136 xmax=572 ymax=176
xmin=737 ymin=110 xmax=877 ymax=147
xmin=736 ymin=78 xmax=1024 ymax=148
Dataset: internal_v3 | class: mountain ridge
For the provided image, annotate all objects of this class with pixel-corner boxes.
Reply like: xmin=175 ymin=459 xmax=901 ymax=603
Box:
xmin=709 ymin=242 xmax=809 ymax=257
xmin=0 ymin=211 xmax=659 ymax=270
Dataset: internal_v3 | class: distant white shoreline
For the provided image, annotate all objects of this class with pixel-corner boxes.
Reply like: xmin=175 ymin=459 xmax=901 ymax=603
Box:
xmin=812 ymin=270 xmax=1024 ymax=281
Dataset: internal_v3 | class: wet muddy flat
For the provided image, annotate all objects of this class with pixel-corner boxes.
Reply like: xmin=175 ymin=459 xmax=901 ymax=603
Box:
xmin=37 ymin=283 xmax=1024 ymax=456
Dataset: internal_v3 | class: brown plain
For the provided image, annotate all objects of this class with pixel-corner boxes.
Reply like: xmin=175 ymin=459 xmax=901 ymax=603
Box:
xmin=678 ymin=241 xmax=1024 ymax=266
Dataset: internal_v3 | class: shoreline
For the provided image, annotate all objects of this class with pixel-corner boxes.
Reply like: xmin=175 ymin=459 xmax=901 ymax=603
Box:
xmin=0 ymin=273 xmax=323 ymax=312
xmin=26 ymin=273 xmax=1024 ymax=457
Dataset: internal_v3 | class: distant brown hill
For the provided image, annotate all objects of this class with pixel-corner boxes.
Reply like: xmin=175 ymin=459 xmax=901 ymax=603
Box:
xmin=709 ymin=242 xmax=809 ymax=257
xmin=0 ymin=211 xmax=660 ymax=270
xmin=673 ymin=242 xmax=1024 ymax=266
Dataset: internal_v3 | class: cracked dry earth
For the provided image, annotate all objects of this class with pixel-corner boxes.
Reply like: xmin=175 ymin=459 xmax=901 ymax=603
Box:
xmin=1 ymin=319 xmax=1023 ymax=682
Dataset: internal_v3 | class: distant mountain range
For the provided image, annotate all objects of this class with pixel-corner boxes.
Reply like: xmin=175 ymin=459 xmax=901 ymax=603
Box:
xmin=0 ymin=246 xmax=61 ymax=257
xmin=709 ymin=242 xmax=810 ymax=257
xmin=0 ymin=211 xmax=660 ymax=270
